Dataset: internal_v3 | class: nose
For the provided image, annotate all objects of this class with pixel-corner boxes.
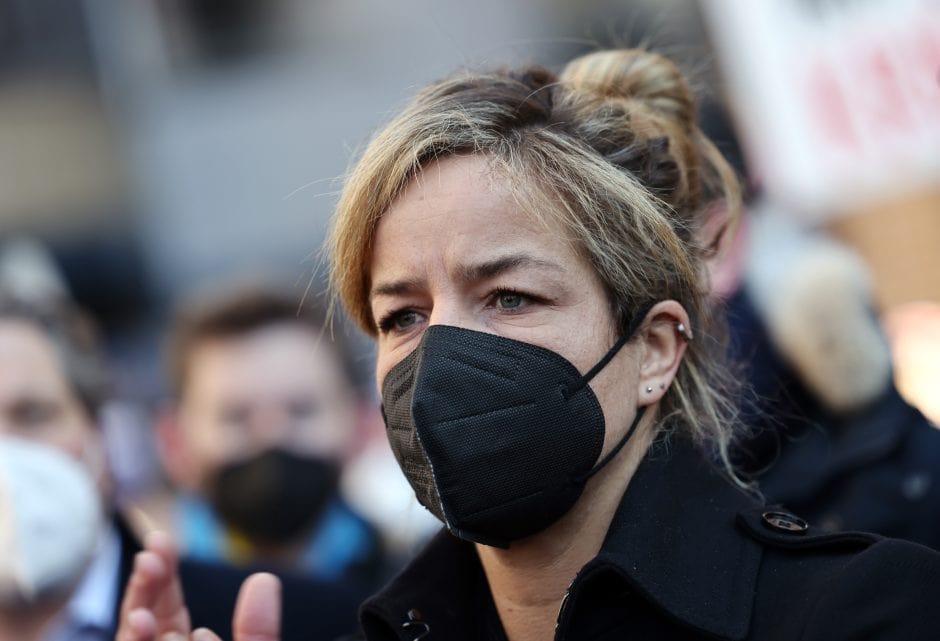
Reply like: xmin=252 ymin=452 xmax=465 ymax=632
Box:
xmin=426 ymin=297 xmax=483 ymax=333
xmin=249 ymin=405 xmax=294 ymax=450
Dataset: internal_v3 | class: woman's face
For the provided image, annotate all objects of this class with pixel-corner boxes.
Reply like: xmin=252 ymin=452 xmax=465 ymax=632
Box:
xmin=369 ymin=154 xmax=642 ymax=455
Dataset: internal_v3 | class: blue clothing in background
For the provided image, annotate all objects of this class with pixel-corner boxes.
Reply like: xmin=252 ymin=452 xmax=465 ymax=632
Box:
xmin=177 ymin=494 xmax=385 ymax=583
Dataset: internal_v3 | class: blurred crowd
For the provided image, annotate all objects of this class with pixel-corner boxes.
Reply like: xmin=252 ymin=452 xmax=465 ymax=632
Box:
xmin=1 ymin=1 xmax=938 ymax=640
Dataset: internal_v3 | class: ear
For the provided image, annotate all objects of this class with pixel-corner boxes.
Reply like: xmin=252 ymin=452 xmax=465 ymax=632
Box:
xmin=154 ymin=403 xmax=200 ymax=492
xmin=700 ymin=200 xmax=749 ymax=299
xmin=635 ymin=300 xmax=691 ymax=407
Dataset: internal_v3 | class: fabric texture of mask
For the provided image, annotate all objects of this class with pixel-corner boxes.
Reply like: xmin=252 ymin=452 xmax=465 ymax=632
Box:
xmin=206 ymin=448 xmax=340 ymax=546
xmin=381 ymin=315 xmax=649 ymax=549
xmin=0 ymin=436 xmax=103 ymax=606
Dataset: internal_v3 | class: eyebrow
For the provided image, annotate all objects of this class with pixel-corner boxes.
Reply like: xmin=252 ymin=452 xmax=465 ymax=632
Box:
xmin=369 ymin=254 xmax=564 ymax=301
xmin=370 ymin=276 xmax=425 ymax=300
xmin=457 ymin=254 xmax=564 ymax=283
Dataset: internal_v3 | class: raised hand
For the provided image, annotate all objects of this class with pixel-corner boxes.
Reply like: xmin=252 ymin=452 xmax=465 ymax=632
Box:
xmin=115 ymin=531 xmax=282 ymax=641
xmin=117 ymin=531 xmax=191 ymax=641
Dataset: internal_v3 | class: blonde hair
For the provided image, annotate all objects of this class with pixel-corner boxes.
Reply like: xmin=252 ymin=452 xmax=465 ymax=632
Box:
xmin=328 ymin=49 xmax=743 ymax=474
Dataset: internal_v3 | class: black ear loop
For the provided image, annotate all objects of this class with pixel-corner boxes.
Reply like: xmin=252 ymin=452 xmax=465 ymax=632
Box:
xmin=562 ymin=301 xmax=656 ymax=399
xmin=577 ymin=406 xmax=647 ymax=483
xmin=564 ymin=301 xmax=657 ymax=484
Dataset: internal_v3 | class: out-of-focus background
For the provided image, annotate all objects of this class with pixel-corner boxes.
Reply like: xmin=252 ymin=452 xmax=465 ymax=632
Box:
xmin=0 ymin=0 xmax=712 ymax=396
xmin=1 ymin=0 xmax=938 ymax=551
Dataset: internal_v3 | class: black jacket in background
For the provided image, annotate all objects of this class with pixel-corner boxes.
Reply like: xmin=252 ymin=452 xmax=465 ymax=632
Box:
xmin=727 ymin=289 xmax=940 ymax=548
xmin=346 ymin=435 xmax=940 ymax=640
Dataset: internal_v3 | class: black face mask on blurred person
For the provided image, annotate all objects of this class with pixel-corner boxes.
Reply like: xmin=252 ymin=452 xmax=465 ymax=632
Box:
xmin=205 ymin=449 xmax=340 ymax=546
xmin=380 ymin=305 xmax=651 ymax=549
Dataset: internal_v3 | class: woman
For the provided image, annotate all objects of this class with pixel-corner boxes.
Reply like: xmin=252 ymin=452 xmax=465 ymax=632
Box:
xmin=117 ymin=49 xmax=940 ymax=641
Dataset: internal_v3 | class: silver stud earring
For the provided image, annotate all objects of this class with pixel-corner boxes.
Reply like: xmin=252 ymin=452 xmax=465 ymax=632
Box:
xmin=646 ymin=386 xmax=653 ymax=393
xmin=677 ymin=322 xmax=692 ymax=341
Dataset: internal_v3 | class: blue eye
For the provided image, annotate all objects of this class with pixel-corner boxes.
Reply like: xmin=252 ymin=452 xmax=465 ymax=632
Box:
xmin=394 ymin=311 xmax=419 ymax=329
xmin=378 ymin=309 xmax=420 ymax=333
xmin=496 ymin=292 xmax=524 ymax=309
xmin=490 ymin=288 xmax=539 ymax=312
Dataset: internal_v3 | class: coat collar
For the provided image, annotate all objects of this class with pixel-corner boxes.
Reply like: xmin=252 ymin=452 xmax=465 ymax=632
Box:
xmin=361 ymin=435 xmax=763 ymax=640
xmin=359 ymin=528 xmax=486 ymax=641
xmin=575 ymin=434 xmax=763 ymax=640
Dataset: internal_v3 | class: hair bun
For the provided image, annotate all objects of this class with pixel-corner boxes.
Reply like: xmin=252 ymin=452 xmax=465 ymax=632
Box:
xmin=560 ymin=49 xmax=694 ymax=127
xmin=558 ymin=49 xmax=738 ymax=233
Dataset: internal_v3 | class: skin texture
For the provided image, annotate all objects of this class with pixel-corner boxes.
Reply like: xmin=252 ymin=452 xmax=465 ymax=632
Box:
xmin=116 ymin=154 xmax=691 ymax=641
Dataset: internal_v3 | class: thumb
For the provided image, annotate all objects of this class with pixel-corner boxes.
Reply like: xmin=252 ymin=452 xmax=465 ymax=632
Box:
xmin=233 ymin=572 xmax=282 ymax=641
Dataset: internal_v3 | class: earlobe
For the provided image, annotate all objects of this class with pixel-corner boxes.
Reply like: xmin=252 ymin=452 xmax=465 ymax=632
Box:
xmin=636 ymin=300 xmax=690 ymax=407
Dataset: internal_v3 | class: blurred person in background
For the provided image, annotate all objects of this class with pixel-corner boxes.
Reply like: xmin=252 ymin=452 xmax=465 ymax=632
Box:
xmin=155 ymin=286 xmax=387 ymax=586
xmin=0 ymin=288 xmax=364 ymax=641
xmin=118 ymin=48 xmax=940 ymax=641
xmin=698 ymin=102 xmax=940 ymax=549
xmin=725 ymin=205 xmax=940 ymax=547
xmin=0 ymin=435 xmax=102 ymax=641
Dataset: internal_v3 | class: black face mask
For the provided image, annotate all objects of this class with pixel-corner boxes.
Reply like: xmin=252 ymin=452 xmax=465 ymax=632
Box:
xmin=381 ymin=308 xmax=651 ymax=548
xmin=205 ymin=449 xmax=339 ymax=546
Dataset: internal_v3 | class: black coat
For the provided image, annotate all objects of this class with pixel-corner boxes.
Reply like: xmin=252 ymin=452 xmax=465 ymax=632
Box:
xmin=348 ymin=436 xmax=940 ymax=640
xmin=111 ymin=516 xmax=365 ymax=641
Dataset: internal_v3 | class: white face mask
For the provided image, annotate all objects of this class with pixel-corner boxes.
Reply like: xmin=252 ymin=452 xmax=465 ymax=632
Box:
xmin=0 ymin=436 xmax=103 ymax=607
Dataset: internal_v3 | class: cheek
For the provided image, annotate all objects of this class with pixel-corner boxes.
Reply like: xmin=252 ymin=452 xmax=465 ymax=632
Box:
xmin=560 ymin=309 xmax=621 ymax=375
xmin=185 ymin=421 xmax=232 ymax=470
xmin=295 ymin=405 xmax=356 ymax=457
xmin=374 ymin=349 xmax=402 ymax=396
xmin=57 ymin=419 xmax=109 ymax=489
xmin=48 ymin=415 xmax=97 ymax=461
xmin=374 ymin=366 xmax=385 ymax=396
xmin=588 ymin=345 xmax=640 ymax=445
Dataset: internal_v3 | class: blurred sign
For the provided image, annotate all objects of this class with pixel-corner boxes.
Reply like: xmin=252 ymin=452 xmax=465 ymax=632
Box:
xmin=702 ymin=0 xmax=940 ymax=219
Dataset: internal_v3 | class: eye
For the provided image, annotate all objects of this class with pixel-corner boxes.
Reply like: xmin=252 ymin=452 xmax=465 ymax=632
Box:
xmin=495 ymin=291 xmax=525 ymax=309
xmin=287 ymin=399 xmax=319 ymax=421
xmin=11 ymin=400 xmax=58 ymax=429
xmin=490 ymin=288 xmax=537 ymax=312
xmin=377 ymin=309 xmax=421 ymax=334
xmin=220 ymin=406 xmax=251 ymax=428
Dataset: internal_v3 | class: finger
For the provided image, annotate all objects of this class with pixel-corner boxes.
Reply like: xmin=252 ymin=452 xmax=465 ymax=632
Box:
xmin=233 ymin=573 xmax=282 ymax=641
xmin=120 ymin=530 xmax=177 ymax=620
xmin=116 ymin=607 xmax=157 ymax=641
xmin=150 ymin=543 xmax=192 ymax=633
xmin=144 ymin=530 xmax=178 ymax=566
xmin=119 ymin=550 xmax=168 ymax=625
xmin=118 ymin=532 xmax=191 ymax=637
xmin=191 ymin=628 xmax=224 ymax=641
xmin=141 ymin=531 xmax=192 ymax=634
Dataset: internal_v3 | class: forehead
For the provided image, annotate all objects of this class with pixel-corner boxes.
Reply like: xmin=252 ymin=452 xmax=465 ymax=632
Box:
xmin=0 ymin=319 xmax=72 ymax=398
xmin=371 ymin=155 xmax=581 ymax=277
xmin=184 ymin=323 xmax=350 ymax=396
